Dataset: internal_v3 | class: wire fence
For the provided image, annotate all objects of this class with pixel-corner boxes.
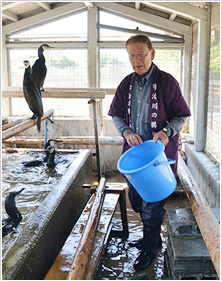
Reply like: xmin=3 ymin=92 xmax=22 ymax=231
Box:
xmin=206 ymin=81 xmax=220 ymax=163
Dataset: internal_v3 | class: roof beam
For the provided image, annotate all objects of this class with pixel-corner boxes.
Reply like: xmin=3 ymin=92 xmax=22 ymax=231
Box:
xmin=2 ymin=2 xmax=24 ymax=11
xmin=36 ymin=2 xmax=51 ymax=11
xmin=84 ymin=2 xmax=94 ymax=9
xmin=96 ymin=2 xmax=191 ymax=35
xmin=2 ymin=2 xmax=86 ymax=35
xmin=135 ymin=2 xmax=141 ymax=10
xmin=2 ymin=10 xmax=18 ymax=22
xmin=169 ymin=12 xmax=177 ymax=21
xmin=143 ymin=2 xmax=208 ymax=21
xmin=98 ymin=24 xmax=184 ymax=43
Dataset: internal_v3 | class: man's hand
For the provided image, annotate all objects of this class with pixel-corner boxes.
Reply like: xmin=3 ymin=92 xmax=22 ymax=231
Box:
xmin=153 ymin=131 xmax=169 ymax=146
xmin=125 ymin=132 xmax=143 ymax=147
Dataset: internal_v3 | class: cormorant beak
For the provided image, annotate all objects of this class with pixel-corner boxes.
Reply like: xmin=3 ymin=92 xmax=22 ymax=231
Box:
xmin=54 ymin=140 xmax=63 ymax=145
xmin=14 ymin=188 xmax=25 ymax=196
xmin=45 ymin=46 xmax=54 ymax=49
xmin=43 ymin=45 xmax=54 ymax=50
xmin=17 ymin=188 xmax=25 ymax=194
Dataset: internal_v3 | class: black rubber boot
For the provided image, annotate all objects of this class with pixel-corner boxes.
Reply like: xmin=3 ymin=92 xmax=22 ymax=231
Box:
xmin=129 ymin=223 xmax=162 ymax=250
xmin=129 ymin=235 xmax=162 ymax=250
xmin=133 ymin=224 xmax=161 ymax=271
xmin=129 ymin=238 xmax=144 ymax=249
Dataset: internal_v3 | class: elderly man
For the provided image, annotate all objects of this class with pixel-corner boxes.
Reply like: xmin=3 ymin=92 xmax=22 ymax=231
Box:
xmin=108 ymin=34 xmax=191 ymax=271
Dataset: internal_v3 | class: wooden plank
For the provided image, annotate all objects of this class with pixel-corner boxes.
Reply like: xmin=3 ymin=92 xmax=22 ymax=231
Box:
xmin=2 ymin=109 xmax=54 ymax=141
xmin=84 ymin=193 xmax=120 ymax=279
xmin=67 ymin=177 xmax=106 ymax=280
xmin=3 ymin=136 xmax=123 ymax=145
xmin=44 ymin=192 xmax=120 ymax=280
xmin=2 ymin=87 xmax=106 ymax=99
xmin=2 ymin=116 xmax=30 ymax=131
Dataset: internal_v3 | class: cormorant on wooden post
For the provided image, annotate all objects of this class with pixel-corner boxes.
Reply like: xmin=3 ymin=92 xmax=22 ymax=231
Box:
xmin=31 ymin=44 xmax=54 ymax=92
xmin=23 ymin=60 xmax=43 ymax=132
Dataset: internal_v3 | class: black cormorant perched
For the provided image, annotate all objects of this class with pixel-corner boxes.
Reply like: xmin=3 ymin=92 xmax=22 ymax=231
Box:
xmin=31 ymin=44 xmax=53 ymax=91
xmin=44 ymin=146 xmax=57 ymax=168
xmin=2 ymin=188 xmax=25 ymax=237
xmin=23 ymin=60 xmax=43 ymax=132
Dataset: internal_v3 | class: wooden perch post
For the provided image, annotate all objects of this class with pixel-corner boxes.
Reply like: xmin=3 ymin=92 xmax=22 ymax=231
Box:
xmin=67 ymin=177 xmax=106 ymax=280
xmin=3 ymin=136 xmax=123 ymax=146
xmin=2 ymin=109 xmax=54 ymax=141
xmin=88 ymin=98 xmax=102 ymax=181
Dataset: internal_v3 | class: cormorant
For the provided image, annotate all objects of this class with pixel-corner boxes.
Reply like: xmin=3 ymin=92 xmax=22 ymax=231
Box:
xmin=44 ymin=146 xmax=57 ymax=168
xmin=22 ymin=139 xmax=63 ymax=167
xmin=23 ymin=60 xmax=43 ymax=132
xmin=2 ymin=188 xmax=25 ymax=237
xmin=31 ymin=44 xmax=53 ymax=91
xmin=22 ymin=160 xmax=44 ymax=167
xmin=43 ymin=139 xmax=63 ymax=162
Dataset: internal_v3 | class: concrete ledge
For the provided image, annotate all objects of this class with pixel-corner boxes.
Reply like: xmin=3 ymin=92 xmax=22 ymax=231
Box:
xmin=185 ymin=143 xmax=220 ymax=208
xmin=2 ymin=149 xmax=92 ymax=280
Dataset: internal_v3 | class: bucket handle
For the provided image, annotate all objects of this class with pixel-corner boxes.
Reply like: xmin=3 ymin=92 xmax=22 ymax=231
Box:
xmin=154 ymin=158 xmax=175 ymax=166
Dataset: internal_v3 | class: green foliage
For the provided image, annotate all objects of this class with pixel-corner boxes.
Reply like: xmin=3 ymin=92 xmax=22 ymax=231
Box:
xmin=100 ymin=53 xmax=127 ymax=68
xmin=209 ymin=43 xmax=220 ymax=80
xmin=47 ymin=55 xmax=79 ymax=68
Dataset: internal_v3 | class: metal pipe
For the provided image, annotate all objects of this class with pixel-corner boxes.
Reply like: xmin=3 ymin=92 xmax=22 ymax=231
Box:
xmin=177 ymin=153 xmax=220 ymax=279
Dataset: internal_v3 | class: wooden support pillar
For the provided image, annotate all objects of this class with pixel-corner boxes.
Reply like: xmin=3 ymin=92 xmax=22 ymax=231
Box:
xmin=118 ymin=190 xmax=129 ymax=238
xmin=88 ymin=98 xmax=101 ymax=182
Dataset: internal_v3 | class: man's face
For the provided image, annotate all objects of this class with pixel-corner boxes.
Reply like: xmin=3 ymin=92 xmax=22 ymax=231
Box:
xmin=127 ymin=42 xmax=155 ymax=76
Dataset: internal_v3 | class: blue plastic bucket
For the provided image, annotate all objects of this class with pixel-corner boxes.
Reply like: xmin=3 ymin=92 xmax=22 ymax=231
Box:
xmin=117 ymin=140 xmax=177 ymax=203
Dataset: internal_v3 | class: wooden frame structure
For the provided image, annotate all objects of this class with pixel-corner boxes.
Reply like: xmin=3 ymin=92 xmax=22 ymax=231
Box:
xmin=44 ymin=178 xmax=128 ymax=280
xmin=2 ymin=2 xmax=210 ymax=152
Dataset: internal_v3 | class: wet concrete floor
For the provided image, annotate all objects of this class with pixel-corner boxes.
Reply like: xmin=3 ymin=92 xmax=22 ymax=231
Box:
xmin=94 ymin=171 xmax=190 ymax=280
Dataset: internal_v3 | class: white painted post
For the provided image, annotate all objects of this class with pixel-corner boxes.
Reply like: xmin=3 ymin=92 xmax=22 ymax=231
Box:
xmin=1 ymin=34 xmax=10 ymax=117
xmin=88 ymin=7 xmax=98 ymax=88
xmin=182 ymin=33 xmax=192 ymax=134
xmin=195 ymin=8 xmax=211 ymax=152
